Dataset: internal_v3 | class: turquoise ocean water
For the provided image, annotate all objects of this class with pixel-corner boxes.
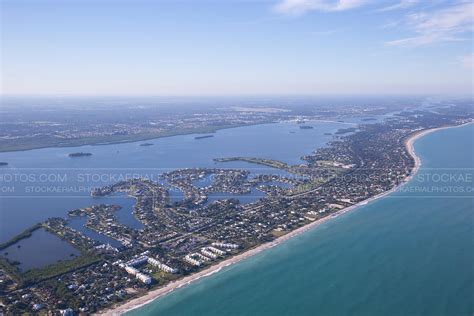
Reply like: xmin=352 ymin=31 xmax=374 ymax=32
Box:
xmin=128 ymin=124 xmax=474 ymax=315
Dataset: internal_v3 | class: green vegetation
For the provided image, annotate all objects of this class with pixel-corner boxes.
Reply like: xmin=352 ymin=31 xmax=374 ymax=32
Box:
xmin=0 ymin=224 xmax=100 ymax=285
xmin=22 ymin=253 xmax=101 ymax=284
xmin=0 ymin=224 xmax=41 ymax=251
xmin=294 ymin=175 xmax=335 ymax=192
xmin=270 ymin=229 xmax=287 ymax=238
xmin=0 ymin=250 xmax=100 ymax=286
xmin=42 ymin=225 xmax=90 ymax=253
xmin=214 ymin=157 xmax=290 ymax=170
xmin=149 ymin=267 xmax=180 ymax=284
xmin=0 ymin=257 xmax=22 ymax=283
xmin=0 ymin=123 xmax=264 ymax=153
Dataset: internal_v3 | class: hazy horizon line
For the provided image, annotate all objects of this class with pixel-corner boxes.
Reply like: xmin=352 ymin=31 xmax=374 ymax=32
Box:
xmin=1 ymin=93 xmax=472 ymax=98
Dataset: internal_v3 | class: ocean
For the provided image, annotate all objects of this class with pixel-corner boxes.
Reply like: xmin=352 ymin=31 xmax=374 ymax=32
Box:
xmin=127 ymin=123 xmax=474 ymax=315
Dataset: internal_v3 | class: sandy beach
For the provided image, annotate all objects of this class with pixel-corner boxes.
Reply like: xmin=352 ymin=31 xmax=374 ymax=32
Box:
xmin=100 ymin=122 xmax=471 ymax=316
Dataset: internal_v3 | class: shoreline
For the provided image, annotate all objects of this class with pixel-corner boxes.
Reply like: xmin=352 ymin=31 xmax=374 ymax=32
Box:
xmin=100 ymin=122 xmax=471 ymax=315
xmin=0 ymin=122 xmax=277 ymax=154
xmin=0 ymin=119 xmax=352 ymax=154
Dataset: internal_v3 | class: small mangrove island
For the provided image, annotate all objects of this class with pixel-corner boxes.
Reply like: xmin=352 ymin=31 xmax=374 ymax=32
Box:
xmin=195 ymin=135 xmax=214 ymax=140
xmin=68 ymin=152 xmax=92 ymax=158
xmin=335 ymin=127 xmax=357 ymax=134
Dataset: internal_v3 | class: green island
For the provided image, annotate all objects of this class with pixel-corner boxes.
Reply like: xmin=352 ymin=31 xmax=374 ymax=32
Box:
xmin=214 ymin=157 xmax=291 ymax=171
xmin=194 ymin=135 xmax=214 ymax=139
xmin=68 ymin=152 xmax=92 ymax=157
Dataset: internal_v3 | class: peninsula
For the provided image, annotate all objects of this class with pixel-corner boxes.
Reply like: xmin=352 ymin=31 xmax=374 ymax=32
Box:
xmin=0 ymin=106 xmax=472 ymax=315
xmin=102 ymin=120 xmax=474 ymax=315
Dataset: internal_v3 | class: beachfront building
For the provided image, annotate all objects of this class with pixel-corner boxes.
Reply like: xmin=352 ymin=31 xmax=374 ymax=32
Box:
xmin=195 ymin=253 xmax=211 ymax=261
xmin=125 ymin=266 xmax=139 ymax=276
xmin=212 ymin=242 xmax=239 ymax=249
xmin=184 ymin=253 xmax=212 ymax=266
xmin=136 ymin=272 xmax=152 ymax=284
xmin=123 ymin=264 xmax=152 ymax=284
xmin=147 ymin=257 xmax=178 ymax=274
xmin=207 ymin=246 xmax=226 ymax=255
xmin=201 ymin=248 xmax=218 ymax=259
xmin=126 ymin=256 xmax=148 ymax=267
xmin=184 ymin=254 xmax=201 ymax=266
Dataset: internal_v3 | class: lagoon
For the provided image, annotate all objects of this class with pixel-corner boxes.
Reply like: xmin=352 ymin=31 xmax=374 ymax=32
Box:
xmin=127 ymin=123 xmax=474 ymax=316
xmin=1 ymin=228 xmax=81 ymax=272
xmin=0 ymin=120 xmax=352 ymax=268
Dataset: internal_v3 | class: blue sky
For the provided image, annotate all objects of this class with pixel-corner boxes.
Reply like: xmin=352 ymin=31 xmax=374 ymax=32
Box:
xmin=1 ymin=0 xmax=472 ymax=95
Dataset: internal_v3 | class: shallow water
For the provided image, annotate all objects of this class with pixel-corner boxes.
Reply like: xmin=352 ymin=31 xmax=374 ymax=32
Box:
xmin=128 ymin=124 xmax=474 ymax=316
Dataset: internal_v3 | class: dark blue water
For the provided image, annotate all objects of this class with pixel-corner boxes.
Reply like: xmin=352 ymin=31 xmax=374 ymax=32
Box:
xmin=109 ymin=193 xmax=144 ymax=230
xmin=1 ymin=228 xmax=81 ymax=271
xmin=0 ymin=121 xmax=348 ymax=244
xmin=67 ymin=215 xmax=123 ymax=248
xmin=128 ymin=124 xmax=474 ymax=316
